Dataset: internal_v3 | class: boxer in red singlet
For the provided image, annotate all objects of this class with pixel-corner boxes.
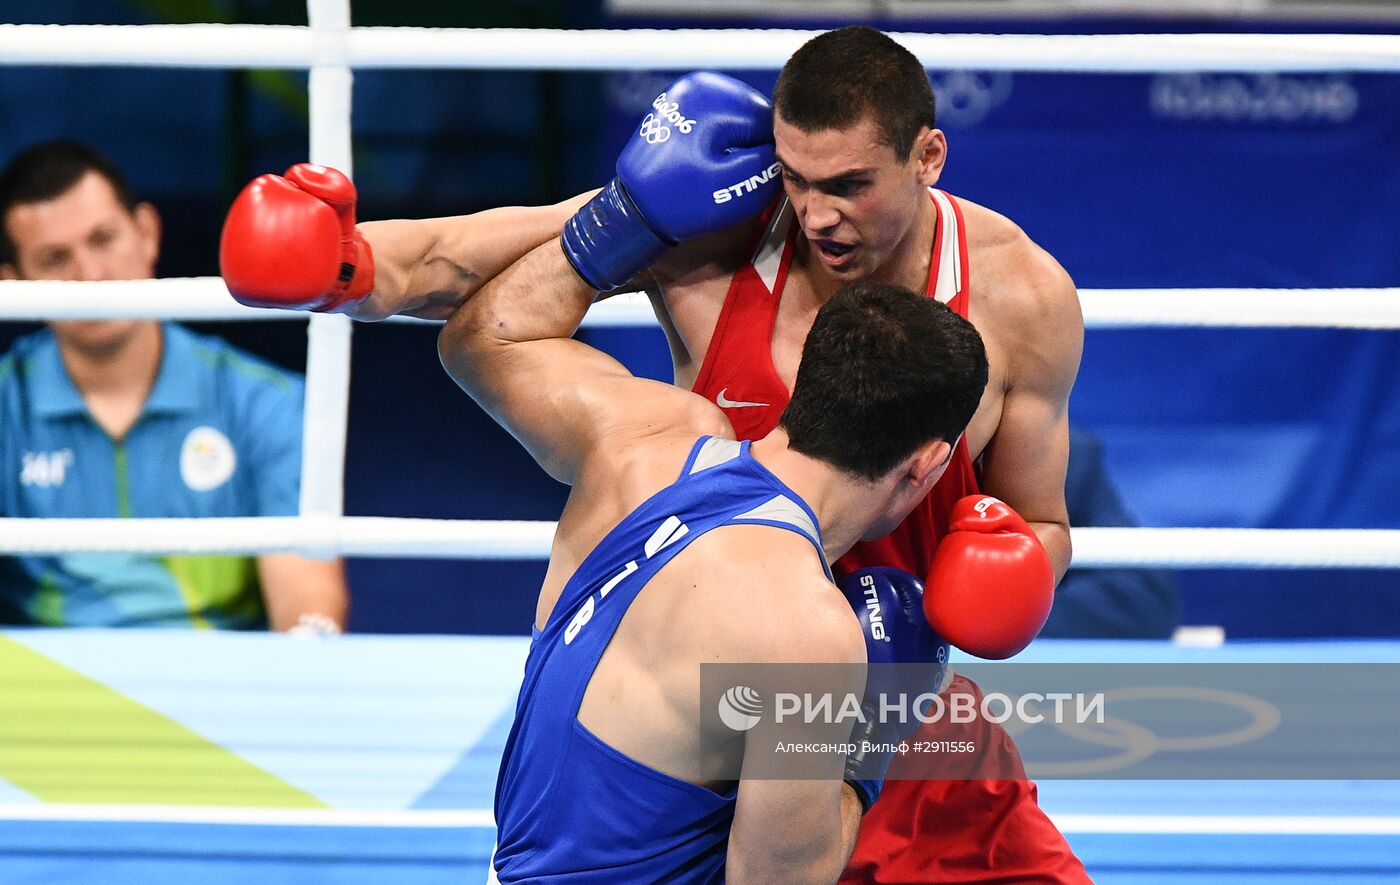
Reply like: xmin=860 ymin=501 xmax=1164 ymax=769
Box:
xmin=643 ymin=27 xmax=1090 ymax=883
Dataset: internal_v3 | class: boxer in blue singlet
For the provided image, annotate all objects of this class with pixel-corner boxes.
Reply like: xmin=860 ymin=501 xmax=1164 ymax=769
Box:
xmin=435 ymin=73 xmax=987 ymax=884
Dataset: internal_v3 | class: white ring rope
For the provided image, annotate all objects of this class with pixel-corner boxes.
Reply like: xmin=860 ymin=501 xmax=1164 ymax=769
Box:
xmin=4 ymin=279 xmax=1400 ymax=330
xmin=0 ymin=517 xmax=555 ymax=560
xmin=1 ymin=518 xmax=1398 ymax=568
xmin=0 ymin=25 xmax=1399 ymax=72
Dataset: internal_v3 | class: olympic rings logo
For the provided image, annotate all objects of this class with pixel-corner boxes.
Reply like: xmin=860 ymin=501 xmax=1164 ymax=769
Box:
xmin=1004 ymin=685 xmax=1283 ymax=776
xmin=639 ymin=114 xmax=671 ymax=144
xmin=927 ymin=71 xmax=1015 ymax=127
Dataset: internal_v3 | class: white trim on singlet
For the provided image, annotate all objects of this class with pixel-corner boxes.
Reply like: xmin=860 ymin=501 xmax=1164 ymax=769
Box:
xmin=689 ymin=437 xmax=743 ymax=474
xmin=731 ymin=494 xmax=822 ymax=551
xmin=929 ymin=189 xmax=962 ymax=305
xmin=752 ymin=201 xmax=794 ymax=294
xmin=687 ymin=440 xmax=824 ymax=555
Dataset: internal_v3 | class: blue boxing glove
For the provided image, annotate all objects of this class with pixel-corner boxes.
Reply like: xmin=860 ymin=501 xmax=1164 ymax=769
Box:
xmin=839 ymin=567 xmax=951 ymax=813
xmin=562 ymin=71 xmax=780 ymax=292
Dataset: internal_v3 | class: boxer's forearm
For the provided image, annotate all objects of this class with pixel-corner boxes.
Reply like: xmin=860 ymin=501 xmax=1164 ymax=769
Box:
xmin=728 ymin=783 xmax=864 ymax=885
xmin=837 ymin=783 xmax=864 ymax=871
xmin=354 ymin=216 xmax=482 ymax=321
xmin=437 ymin=236 xmax=671 ymax=487
xmin=1030 ymin=519 xmax=1072 ymax=585
xmin=355 ymin=193 xmax=596 ymax=322
xmin=447 ymin=238 xmax=595 ymax=352
xmin=438 ymin=236 xmax=599 ymax=420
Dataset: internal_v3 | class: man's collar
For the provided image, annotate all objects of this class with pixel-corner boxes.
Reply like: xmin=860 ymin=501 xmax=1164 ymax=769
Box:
xmin=31 ymin=323 xmax=199 ymax=420
xmin=28 ymin=330 xmax=87 ymax=419
xmin=142 ymin=323 xmax=199 ymax=414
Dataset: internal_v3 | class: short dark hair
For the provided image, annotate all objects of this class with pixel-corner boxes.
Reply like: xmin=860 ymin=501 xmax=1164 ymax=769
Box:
xmin=780 ymin=283 xmax=987 ymax=481
xmin=0 ymin=140 xmax=137 ymax=266
xmin=773 ymin=26 xmax=936 ymax=159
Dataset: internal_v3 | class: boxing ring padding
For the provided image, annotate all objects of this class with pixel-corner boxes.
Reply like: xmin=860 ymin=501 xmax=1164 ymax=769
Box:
xmin=0 ymin=630 xmax=1396 ymax=884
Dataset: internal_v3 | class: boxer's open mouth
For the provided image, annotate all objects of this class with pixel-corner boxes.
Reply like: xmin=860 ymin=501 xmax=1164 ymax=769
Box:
xmin=815 ymin=239 xmax=856 ymax=266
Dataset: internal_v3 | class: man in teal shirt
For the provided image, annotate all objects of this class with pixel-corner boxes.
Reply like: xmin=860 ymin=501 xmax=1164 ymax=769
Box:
xmin=0 ymin=141 xmax=347 ymax=630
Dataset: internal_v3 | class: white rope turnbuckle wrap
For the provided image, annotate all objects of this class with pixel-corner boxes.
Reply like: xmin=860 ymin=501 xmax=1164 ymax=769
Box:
xmin=0 ymin=9 xmax=1398 ymax=568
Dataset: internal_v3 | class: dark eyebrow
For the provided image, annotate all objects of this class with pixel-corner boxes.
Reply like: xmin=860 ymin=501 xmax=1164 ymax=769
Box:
xmin=774 ymin=154 xmax=874 ymax=188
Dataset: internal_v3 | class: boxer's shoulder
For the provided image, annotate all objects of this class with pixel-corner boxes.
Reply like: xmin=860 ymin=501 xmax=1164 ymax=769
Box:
xmin=683 ymin=529 xmax=860 ymax=665
xmin=957 ymin=196 xmax=1079 ymax=358
xmin=585 ymin=417 xmax=736 ymax=501
xmin=956 ymin=197 xmax=1066 ymax=287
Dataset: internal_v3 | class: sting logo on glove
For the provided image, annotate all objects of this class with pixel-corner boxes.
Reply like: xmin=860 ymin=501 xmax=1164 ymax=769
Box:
xmin=857 ymin=573 xmax=890 ymax=642
xmin=839 ymin=567 xmax=951 ymax=811
xmin=713 ymin=161 xmax=782 ymax=205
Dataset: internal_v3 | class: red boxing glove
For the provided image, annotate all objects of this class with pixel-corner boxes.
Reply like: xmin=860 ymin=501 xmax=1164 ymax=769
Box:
xmin=925 ymin=495 xmax=1054 ymax=660
xmin=220 ymin=163 xmax=374 ymax=312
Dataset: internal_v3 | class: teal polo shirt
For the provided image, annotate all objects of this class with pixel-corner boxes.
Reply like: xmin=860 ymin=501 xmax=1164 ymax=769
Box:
xmin=0 ymin=323 xmax=305 ymax=628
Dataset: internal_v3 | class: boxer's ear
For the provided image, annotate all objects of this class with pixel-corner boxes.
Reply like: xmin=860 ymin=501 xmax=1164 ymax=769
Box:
xmin=914 ymin=128 xmax=946 ymax=187
xmin=909 ymin=438 xmax=952 ymax=491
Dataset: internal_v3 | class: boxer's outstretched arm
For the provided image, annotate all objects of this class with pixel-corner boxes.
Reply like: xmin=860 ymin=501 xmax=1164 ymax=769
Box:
xmin=977 ymin=242 xmax=1082 ymax=583
xmin=356 ymin=193 xmax=595 ymax=321
xmin=439 ymin=238 xmax=730 ymax=486
xmin=221 ymin=164 xmax=594 ymax=320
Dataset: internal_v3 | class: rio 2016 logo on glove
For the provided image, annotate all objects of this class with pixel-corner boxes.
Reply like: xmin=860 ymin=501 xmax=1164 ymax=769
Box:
xmin=639 ymin=91 xmax=697 ymax=144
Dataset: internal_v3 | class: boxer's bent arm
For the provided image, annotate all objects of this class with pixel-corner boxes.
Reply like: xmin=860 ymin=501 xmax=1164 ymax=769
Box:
xmin=836 ymin=784 xmax=863 ymax=870
xmin=977 ymin=247 xmax=1082 ymax=583
xmin=727 ymin=584 xmax=866 ymax=885
xmin=354 ymin=192 xmax=595 ymax=322
xmin=729 ymin=780 xmax=857 ymax=885
xmin=439 ymin=239 xmax=730 ymax=486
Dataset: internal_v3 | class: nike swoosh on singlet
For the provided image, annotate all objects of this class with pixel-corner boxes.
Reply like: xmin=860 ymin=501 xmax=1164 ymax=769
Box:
xmin=715 ymin=388 xmax=770 ymax=409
